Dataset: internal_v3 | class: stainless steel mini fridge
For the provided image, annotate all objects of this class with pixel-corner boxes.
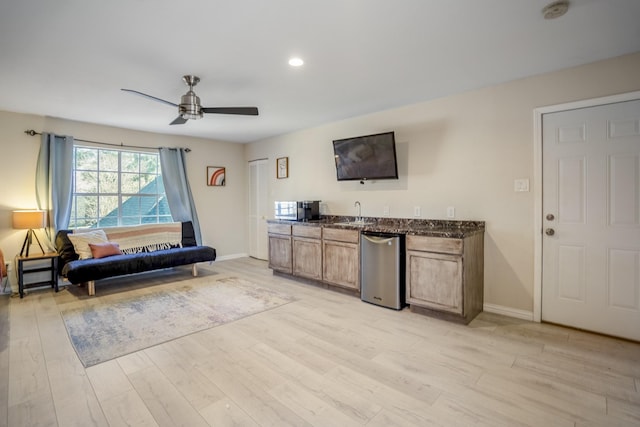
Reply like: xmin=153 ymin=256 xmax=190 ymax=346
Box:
xmin=360 ymin=231 xmax=405 ymax=310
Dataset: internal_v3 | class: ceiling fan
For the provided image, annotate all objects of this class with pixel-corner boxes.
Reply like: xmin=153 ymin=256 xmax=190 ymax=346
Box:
xmin=121 ymin=75 xmax=259 ymax=125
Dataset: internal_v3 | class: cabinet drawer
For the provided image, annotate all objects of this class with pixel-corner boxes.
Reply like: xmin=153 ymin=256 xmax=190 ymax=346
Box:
xmin=268 ymin=223 xmax=292 ymax=235
xmin=406 ymin=235 xmax=462 ymax=254
xmin=323 ymin=227 xmax=359 ymax=243
xmin=292 ymin=225 xmax=322 ymax=239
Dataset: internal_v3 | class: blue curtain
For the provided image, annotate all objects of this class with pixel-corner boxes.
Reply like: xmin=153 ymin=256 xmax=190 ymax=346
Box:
xmin=35 ymin=133 xmax=74 ymax=245
xmin=158 ymin=147 xmax=202 ymax=244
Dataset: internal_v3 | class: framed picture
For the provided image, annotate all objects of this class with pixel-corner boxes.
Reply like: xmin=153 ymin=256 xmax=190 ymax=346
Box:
xmin=207 ymin=166 xmax=226 ymax=186
xmin=277 ymin=157 xmax=288 ymax=179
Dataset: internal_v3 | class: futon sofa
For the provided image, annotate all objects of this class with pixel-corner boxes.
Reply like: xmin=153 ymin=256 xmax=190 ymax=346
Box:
xmin=55 ymin=221 xmax=216 ymax=296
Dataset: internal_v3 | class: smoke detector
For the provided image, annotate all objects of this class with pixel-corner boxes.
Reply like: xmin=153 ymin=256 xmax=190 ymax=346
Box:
xmin=542 ymin=0 xmax=570 ymax=20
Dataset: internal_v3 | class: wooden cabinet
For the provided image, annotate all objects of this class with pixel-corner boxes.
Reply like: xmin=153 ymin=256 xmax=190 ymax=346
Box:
xmin=267 ymin=222 xmax=359 ymax=291
xmin=406 ymin=233 xmax=483 ymax=323
xmin=322 ymin=228 xmax=360 ymax=291
xmin=268 ymin=223 xmax=292 ymax=274
xmin=267 ymin=219 xmax=484 ymax=324
xmin=407 ymin=250 xmax=463 ymax=313
xmin=292 ymin=225 xmax=322 ymax=280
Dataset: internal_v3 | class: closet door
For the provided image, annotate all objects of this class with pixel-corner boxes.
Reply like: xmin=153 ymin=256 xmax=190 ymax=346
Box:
xmin=249 ymin=159 xmax=268 ymax=260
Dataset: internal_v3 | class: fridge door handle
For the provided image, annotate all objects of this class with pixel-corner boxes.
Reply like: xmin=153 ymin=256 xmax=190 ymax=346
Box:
xmin=362 ymin=235 xmax=395 ymax=245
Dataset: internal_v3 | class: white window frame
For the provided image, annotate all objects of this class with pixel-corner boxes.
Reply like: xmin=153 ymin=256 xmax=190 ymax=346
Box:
xmin=69 ymin=144 xmax=171 ymax=229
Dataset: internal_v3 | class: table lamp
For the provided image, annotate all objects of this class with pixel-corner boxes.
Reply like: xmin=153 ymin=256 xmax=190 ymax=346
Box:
xmin=13 ymin=210 xmax=46 ymax=257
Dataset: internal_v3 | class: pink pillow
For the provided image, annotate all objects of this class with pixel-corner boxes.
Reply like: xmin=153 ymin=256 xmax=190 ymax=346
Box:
xmin=89 ymin=242 xmax=123 ymax=259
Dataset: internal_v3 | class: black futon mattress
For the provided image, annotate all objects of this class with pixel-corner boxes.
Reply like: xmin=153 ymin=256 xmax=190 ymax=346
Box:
xmin=55 ymin=221 xmax=216 ymax=284
xmin=61 ymin=246 xmax=216 ymax=284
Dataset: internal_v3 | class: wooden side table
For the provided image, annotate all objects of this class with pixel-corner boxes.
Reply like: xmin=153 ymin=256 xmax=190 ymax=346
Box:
xmin=16 ymin=252 xmax=59 ymax=298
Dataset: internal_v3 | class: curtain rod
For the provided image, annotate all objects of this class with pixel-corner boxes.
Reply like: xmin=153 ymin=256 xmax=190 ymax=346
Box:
xmin=24 ymin=130 xmax=191 ymax=152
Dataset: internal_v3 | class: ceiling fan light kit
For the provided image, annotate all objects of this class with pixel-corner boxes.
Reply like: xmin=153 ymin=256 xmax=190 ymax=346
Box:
xmin=122 ymin=75 xmax=259 ymax=126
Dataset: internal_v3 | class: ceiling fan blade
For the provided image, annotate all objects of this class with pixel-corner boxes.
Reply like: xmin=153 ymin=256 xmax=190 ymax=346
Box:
xmin=121 ymin=89 xmax=178 ymax=108
xmin=202 ymin=107 xmax=259 ymax=116
xmin=170 ymin=116 xmax=188 ymax=125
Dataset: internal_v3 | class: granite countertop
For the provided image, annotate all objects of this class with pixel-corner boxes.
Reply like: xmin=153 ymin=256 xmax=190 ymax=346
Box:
xmin=268 ymin=216 xmax=485 ymax=238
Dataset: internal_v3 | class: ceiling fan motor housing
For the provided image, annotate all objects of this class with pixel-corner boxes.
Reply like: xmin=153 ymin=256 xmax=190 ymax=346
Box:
xmin=179 ymin=90 xmax=203 ymax=119
xmin=121 ymin=74 xmax=258 ymax=125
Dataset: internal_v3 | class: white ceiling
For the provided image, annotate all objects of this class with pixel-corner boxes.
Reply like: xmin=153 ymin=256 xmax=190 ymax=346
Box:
xmin=1 ymin=0 xmax=639 ymax=143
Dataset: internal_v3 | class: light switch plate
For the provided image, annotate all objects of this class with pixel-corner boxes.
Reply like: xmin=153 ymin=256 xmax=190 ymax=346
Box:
xmin=414 ymin=206 xmax=421 ymax=217
xmin=514 ymin=178 xmax=530 ymax=192
xmin=383 ymin=206 xmax=390 ymax=217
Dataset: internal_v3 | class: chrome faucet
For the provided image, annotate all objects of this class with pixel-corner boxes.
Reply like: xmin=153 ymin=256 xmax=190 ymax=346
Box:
xmin=354 ymin=201 xmax=361 ymax=222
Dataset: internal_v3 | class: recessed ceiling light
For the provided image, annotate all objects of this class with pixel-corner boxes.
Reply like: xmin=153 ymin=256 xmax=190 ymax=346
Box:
xmin=288 ymin=57 xmax=304 ymax=67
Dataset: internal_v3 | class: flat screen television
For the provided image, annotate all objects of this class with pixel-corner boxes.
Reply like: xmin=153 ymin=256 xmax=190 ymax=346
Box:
xmin=332 ymin=131 xmax=398 ymax=182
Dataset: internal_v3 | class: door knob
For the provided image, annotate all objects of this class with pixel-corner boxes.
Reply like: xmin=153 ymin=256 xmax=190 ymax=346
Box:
xmin=545 ymin=228 xmax=555 ymax=236
xmin=546 ymin=213 xmax=555 ymax=221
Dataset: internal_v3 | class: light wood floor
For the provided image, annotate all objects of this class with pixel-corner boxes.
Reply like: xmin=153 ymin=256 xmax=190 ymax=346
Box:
xmin=1 ymin=257 xmax=639 ymax=426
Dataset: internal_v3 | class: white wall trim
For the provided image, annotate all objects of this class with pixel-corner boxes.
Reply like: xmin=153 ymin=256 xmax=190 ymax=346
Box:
xmin=215 ymin=253 xmax=249 ymax=261
xmin=532 ymin=90 xmax=640 ymax=323
xmin=484 ymin=303 xmax=533 ymax=321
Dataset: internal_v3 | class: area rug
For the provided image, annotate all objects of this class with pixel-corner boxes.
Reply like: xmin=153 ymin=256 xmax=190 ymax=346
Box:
xmin=60 ymin=276 xmax=295 ymax=367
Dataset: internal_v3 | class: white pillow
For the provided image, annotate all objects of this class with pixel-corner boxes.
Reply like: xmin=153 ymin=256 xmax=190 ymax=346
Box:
xmin=68 ymin=229 xmax=108 ymax=259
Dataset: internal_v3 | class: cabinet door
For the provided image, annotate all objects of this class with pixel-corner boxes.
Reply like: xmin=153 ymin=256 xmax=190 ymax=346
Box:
xmin=293 ymin=237 xmax=322 ymax=280
xmin=406 ymin=250 xmax=462 ymax=314
xmin=268 ymin=234 xmax=292 ymax=274
xmin=322 ymin=240 xmax=359 ymax=290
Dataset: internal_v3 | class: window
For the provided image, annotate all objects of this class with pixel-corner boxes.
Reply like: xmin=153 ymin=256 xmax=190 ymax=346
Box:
xmin=69 ymin=146 xmax=172 ymax=228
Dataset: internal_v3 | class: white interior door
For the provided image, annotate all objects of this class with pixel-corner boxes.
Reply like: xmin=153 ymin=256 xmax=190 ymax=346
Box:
xmin=542 ymin=99 xmax=640 ymax=341
xmin=249 ymin=159 xmax=268 ymax=260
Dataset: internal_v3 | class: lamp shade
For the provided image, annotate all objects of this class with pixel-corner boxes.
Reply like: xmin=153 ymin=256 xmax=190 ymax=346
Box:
xmin=12 ymin=210 xmax=46 ymax=230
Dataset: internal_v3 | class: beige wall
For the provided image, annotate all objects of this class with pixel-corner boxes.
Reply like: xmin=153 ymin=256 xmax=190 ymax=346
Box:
xmin=245 ymin=52 xmax=640 ymax=313
xmin=1 ymin=52 xmax=638 ymax=312
xmin=0 ymin=113 xmax=247 ymax=263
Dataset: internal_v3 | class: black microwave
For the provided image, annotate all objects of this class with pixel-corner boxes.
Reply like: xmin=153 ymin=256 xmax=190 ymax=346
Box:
xmin=274 ymin=201 xmax=320 ymax=221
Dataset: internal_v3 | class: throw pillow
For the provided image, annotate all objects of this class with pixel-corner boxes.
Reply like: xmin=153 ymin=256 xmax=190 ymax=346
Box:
xmin=68 ymin=229 xmax=108 ymax=259
xmin=89 ymin=242 xmax=123 ymax=259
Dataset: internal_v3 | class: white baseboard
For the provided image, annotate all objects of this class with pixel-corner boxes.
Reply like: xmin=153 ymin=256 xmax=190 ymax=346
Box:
xmin=483 ymin=303 xmax=534 ymax=321
xmin=214 ymin=253 xmax=248 ymax=261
